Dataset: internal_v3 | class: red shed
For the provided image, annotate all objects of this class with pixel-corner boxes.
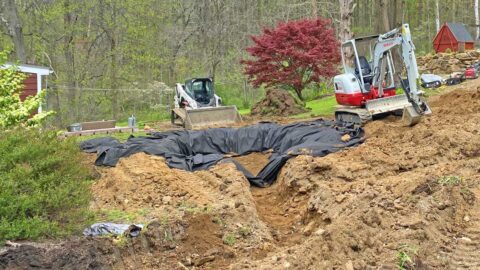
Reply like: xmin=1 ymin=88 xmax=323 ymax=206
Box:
xmin=433 ymin=22 xmax=474 ymax=53
xmin=1 ymin=63 xmax=52 ymax=113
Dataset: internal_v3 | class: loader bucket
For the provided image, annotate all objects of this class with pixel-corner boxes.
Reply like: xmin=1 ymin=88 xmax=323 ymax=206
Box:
xmin=172 ymin=106 xmax=242 ymax=129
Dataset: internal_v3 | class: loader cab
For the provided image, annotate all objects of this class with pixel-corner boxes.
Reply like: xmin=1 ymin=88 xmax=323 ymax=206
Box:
xmin=184 ymin=78 xmax=215 ymax=107
xmin=341 ymin=35 xmax=395 ymax=93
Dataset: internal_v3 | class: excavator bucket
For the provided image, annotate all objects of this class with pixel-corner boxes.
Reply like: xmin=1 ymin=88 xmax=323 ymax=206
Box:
xmin=402 ymin=105 xmax=422 ymax=126
xmin=402 ymin=102 xmax=432 ymax=126
xmin=172 ymin=106 xmax=242 ymax=129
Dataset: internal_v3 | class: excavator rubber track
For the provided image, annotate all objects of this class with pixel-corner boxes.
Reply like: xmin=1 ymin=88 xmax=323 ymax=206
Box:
xmin=171 ymin=106 xmax=242 ymax=129
xmin=335 ymin=106 xmax=372 ymax=127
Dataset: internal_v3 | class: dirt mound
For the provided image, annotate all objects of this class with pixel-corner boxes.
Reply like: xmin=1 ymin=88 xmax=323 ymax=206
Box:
xmin=0 ymin=239 xmax=114 ymax=269
xmin=417 ymin=50 xmax=480 ymax=74
xmin=2 ymin=83 xmax=480 ymax=269
xmin=251 ymin=89 xmax=308 ymax=116
xmin=232 ymin=85 xmax=480 ymax=269
xmin=233 ymin=152 xmax=271 ymax=176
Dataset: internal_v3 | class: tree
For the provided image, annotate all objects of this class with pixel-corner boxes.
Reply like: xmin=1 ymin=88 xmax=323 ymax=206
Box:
xmin=475 ymin=0 xmax=479 ymax=39
xmin=435 ymin=0 xmax=440 ymax=33
xmin=0 ymin=0 xmax=26 ymax=62
xmin=339 ymin=0 xmax=356 ymax=41
xmin=0 ymin=51 xmax=53 ymax=128
xmin=242 ymin=18 xmax=340 ymax=101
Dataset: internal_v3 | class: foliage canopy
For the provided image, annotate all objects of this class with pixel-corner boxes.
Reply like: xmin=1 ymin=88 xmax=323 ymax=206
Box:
xmin=0 ymin=129 xmax=93 ymax=243
xmin=242 ymin=18 xmax=341 ymax=100
xmin=0 ymin=50 xmax=53 ymax=128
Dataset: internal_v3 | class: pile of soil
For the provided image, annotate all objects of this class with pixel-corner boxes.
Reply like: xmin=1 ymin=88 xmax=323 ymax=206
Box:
xmin=251 ymin=89 xmax=308 ymax=116
xmin=417 ymin=50 xmax=480 ymax=74
xmin=232 ymin=81 xmax=480 ymax=269
xmin=2 ymin=80 xmax=480 ymax=269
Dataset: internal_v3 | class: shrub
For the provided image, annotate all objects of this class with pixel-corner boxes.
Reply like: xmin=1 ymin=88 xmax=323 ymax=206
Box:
xmin=0 ymin=129 xmax=93 ymax=243
xmin=0 ymin=50 xmax=54 ymax=128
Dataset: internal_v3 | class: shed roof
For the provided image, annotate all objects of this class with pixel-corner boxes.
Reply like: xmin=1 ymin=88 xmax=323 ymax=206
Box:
xmin=1 ymin=63 xmax=52 ymax=76
xmin=446 ymin=22 xmax=474 ymax=42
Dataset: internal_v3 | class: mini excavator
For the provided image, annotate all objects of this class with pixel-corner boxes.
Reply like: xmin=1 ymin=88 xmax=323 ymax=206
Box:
xmin=333 ymin=24 xmax=431 ymax=126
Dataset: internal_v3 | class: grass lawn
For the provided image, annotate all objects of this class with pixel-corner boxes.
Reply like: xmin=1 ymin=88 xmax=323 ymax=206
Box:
xmin=238 ymin=108 xmax=251 ymax=115
xmin=292 ymin=95 xmax=337 ymax=119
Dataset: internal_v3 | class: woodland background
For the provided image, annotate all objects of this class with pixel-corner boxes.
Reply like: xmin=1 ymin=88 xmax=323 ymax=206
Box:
xmin=1 ymin=0 xmax=479 ymax=126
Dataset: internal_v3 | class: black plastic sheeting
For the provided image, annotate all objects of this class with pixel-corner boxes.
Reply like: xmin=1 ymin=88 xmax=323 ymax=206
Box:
xmin=80 ymin=120 xmax=364 ymax=187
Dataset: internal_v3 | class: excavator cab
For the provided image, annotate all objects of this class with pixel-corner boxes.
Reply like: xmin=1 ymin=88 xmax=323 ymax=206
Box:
xmin=340 ymin=35 xmax=396 ymax=94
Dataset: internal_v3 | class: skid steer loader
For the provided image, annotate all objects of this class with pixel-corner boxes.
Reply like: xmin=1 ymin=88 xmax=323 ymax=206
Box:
xmin=171 ymin=77 xmax=242 ymax=129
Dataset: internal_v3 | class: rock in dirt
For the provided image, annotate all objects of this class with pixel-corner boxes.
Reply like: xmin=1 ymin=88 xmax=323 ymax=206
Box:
xmin=251 ymin=89 xmax=308 ymax=117
xmin=345 ymin=260 xmax=354 ymax=270
xmin=302 ymin=221 xmax=316 ymax=236
xmin=194 ymin=255 xmax=216 ymax=266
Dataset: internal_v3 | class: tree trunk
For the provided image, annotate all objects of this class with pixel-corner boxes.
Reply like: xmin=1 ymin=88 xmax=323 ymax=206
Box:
xmin=63 ymin=0 xmax=78 ymax=122
xmin=311 ymin=0 xmax=317 ymax=18
xmin=294 ymin=88 xmax=304 ymax=101
xmin=380 ymin=0 xmax=390 ymax=32
xmin=0 ymin=0 xmax=26 ymax=62
xmin=110 ymin=36 xmax=118 ymax=120
xmin=435 ymin=0 xmax=440 ymax=33
xmin=109 ymin=5 xmax=118 ymax=120
xmin=475 ymin=0 xmax=479 ymax=39
xmin=338 ymin=0 xmax=356 ymax=41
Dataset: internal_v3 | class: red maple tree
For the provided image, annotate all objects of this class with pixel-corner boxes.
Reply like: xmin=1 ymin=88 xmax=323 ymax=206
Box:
xmin=242 ymin=18 xmax=341 ymax=100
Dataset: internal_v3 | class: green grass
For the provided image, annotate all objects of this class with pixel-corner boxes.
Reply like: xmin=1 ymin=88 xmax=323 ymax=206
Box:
xmin=437 ymin=175 xmax=463 ymax=186
xmin=223 ymin=233 xmax=236 ymax=246
xmin=96 ymin=208 xmax=151 ymax=223
xmin=238 ymin=108 xmax=251 ymax=115
xmin=292 ymin=95 xmax=337 ymax=119
xmin=116 ymin=111 xmax=170 ymax=128
xmin=0 ymin=128 xmax=94 ymax=244
xmin=397 ymin=244 xmax=418 ymax=270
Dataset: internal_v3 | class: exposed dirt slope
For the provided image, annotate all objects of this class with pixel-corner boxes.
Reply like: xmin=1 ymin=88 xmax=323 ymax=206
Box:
xmin=233 ymin=83 xmax=480 ymax=269
xmin=1 ymin=81 xmax=480 ymax=270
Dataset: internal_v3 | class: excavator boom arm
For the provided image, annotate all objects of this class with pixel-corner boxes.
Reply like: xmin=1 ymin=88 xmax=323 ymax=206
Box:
xmin=370 ymin=24 xmax=429 ymax=114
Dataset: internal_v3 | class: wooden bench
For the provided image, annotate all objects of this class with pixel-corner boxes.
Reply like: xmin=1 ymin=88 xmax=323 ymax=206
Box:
xmin=60 ymin=120 xmax=138 ymax=138
xmin=81 ymin=120 xmax=116 ymax=130
xmin=61 ymin=126 xmax=138 ymax=138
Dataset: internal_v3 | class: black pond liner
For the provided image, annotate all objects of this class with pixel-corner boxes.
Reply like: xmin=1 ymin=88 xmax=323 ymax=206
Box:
xmin=80 ymin=119 xmax=364 ymax=187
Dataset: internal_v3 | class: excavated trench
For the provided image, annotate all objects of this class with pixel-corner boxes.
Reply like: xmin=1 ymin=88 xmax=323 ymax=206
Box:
xmin=2 ymin=81 xmax=480 ymax=269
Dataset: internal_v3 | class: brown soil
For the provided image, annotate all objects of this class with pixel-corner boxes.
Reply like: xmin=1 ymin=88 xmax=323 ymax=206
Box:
xmin=2 ymin=80 xmax=480 ymax=269
xmin=233 ymin=151 xmax=271 ymax=176
xmin=251 ymin=88 xmax=308 ymax=117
